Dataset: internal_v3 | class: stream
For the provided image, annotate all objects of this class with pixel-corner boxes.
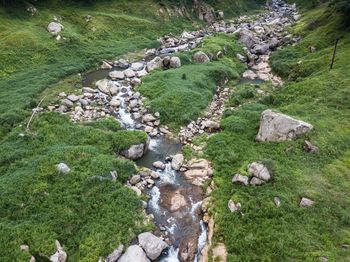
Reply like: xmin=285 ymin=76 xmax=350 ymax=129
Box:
xmin=78 ymin=1 xmax=298 ymax=261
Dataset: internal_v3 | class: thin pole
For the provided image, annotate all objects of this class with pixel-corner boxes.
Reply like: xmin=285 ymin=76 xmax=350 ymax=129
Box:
xmin=330 ymin=38 xmax=340 ymax=70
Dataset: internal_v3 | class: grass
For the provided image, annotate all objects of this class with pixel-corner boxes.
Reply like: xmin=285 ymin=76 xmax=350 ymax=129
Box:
xmin=204 ymin=5 xmax=350 ymax=261
xmin=138 ymin=34 xmax=246 ymax=130
xmin=0 ymin=113 xmax=150 ymax=261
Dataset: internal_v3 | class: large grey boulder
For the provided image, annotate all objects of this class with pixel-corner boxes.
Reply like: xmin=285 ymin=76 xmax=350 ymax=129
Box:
xmin=105 ymin=244 xmax=124 ymax=262
xmin=109 ymin=71 xmax=125 ymax=80
xmin=47 ymin=22 xmax=63 ymax=35
xmin=169 ymin=56 xmax=181 ymax=68
xmin=248 ymin=162 xmax=271 ymax=181
xmin=121 ymin=142 xmax=148 ymax=160
xmin=146 ymin=57 xmax=163 ymax=72
xmin=232 ymin=174 xmax=249 ymax=186
xmin=138 ymin=232 xmax=168 ymax=260
xmin=193 ymin=51 xmax=210 ymax=63
xmin=96 ymin=79 xmax=110 ymax=94
xmin=251 ymin=44 xmax=270 ymax=55
xmin=256 ymin=110 xmax=313 ymax=142
xmin=118 ymin=245 xmax=150 ymax=262
xmin=237 ymin=28 xmax=256 ymax=49
xmin=131 ymin=62 xmax=145 ymax=71
xmin=171 ymin=154 xmax=184 ymax=171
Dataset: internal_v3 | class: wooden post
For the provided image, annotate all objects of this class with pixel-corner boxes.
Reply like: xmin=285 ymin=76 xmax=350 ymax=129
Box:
xmin=330 ymin=38 xmax=340 ymax=70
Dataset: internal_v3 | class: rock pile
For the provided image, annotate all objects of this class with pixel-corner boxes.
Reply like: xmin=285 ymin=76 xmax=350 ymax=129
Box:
xmin=232 ymin=162 xmax=272 ymax=187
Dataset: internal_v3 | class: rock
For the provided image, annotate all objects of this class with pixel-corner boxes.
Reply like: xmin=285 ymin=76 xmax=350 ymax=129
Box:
xmin=237 ymin=28 xmax=256 ymax=49
xmin=193 ymin=51 xmax=210 ymax=63
xmin=169 ymin=56 xmax=181 ymax=68
xmin=187 ymin=159 xmax=209 ymax=170
xmin=130 ymin=186 xmax=142 ymax=196
xmin=138 ymin=232 xmax=168 ymax=260
xmin=109 ymin=71 xmax=125 ymax=80
xmin=304 ymin=140 xmax=319 ymax=153
xmin=236 ymin=53 xmax=247 ymax=63
xmin=96 ymin=79 xmax=110 ymax=94
xmin=142 ymin=114 xmax=156 ymax=122
xmin=274 ymin=197 xmax=281 ymax=207
xmin=232 ymin=174 xmax=249 ymax=186
xmin=101 ymin=61 xmax=113 ymax=69
xmin=153 ymin=161 xmax=166 ymax=170
xmin=269 ymin=37 xmax=279 ymax=50
xmin=309 ymin=46 xmax=316 ymax=53
xmin=256 ymin=110 xmax=314 ymax=142
xmin=146 ymin=57 xmax=163 ymax=72
xmin=250 ymin=177 xmax=265 ymax=185
xmin=110 ymin=98 xmax=120 ymax=107
xmin=124 ymin=69 xmax=136 ymax=78
xmin=56 ymin=163 xmax=70 ymax=174
xmin=62 ymin=99 xmax=73 ymax=108
xmin=20 ymin=244 xmax=29 ymax=252
xmin=116 ymin=58 xmax=129 ymax=69
xmin=50 ymin=240 xmax=67 ymax=262
xmin=58 ymin=92 xmax=67 ymax=98
xmin=130 ymin=175 xmax=141 ymax=185
xmin=47 ymin=22 xmax=63 ymax=35
xmin=212 ymin=243 xmax=227 ymax=262
xmin=131 ymin=78 xmax=141 ymax=87
xmin=79 ymin=98 xmax=89 ymax=107
xmin=179 ymin=235 xmax=198 ymax=262
xmin=121 ymin=143 xmax=148 ymax=160
xmin=67 ymin=94 xmax=80 ymax=102
xmin=150 ymin=171 xmax=160 ymax=179
xmin=171 ymin=154 xmax=184 ymax=171
xmin=299 ymin=197 xmax=315 ymax=208
xmin=161 ymin=188 xmax=187 ymax=212
xmin=137 ymin=69 xmax=148 ymax=78
xmin=202 ymin=120 xmax=220 ymax=132
xmin=248 ymin=162 xmax=271 ymax=181
xmin=243 ymin=70 xmax=257 ymax=80
xmin=105 ymin=244 xmax=124 ymax=262
xmin=181 ymin=31 xmax=195 ymax=40
xmin=131 ymin=62 xmax=144 ymax=71
xmin=228 ymin=200 xmax=241 ymax=212
xmin=162 ymin=56 xmax=171 ymax=68
xmin=251 ymin=44 xmax=270 ymax=55
xmin=118 ymin=245 xmax=150 ymax=262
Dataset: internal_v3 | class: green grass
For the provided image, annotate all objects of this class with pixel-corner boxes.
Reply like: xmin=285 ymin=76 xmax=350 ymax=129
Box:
xmin=0 ymin=113 xmax=150 ymax=261
xmin=205 ymin=5 xmax=350 ymax=261
xmin=138 ymin=34 xmax=246 ymax=130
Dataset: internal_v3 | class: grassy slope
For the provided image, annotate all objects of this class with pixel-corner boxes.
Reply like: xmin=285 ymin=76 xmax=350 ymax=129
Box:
xmin=204 ymin=5 xmax=350 ymax=261
xmin=138 ymin=34 xmax=246 ymax=130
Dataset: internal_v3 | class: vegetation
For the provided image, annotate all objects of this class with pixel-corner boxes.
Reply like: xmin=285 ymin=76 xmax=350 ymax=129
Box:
xmin=138 ymin=34 xmax=246 ymax=130
xmin=204 ymin=4 xmax=350 ymax=261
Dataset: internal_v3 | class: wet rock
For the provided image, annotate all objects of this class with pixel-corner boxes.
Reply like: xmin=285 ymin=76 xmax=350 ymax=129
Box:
xmin=193 ymin=51 xmax=210 ymax=63
xmin=179 ymin=235 xmax=198 ymax=262
xmin=169 ymin=56 xmax=181 ymax=68
xmin=110 ymin=98 xmax=120 ymax=107
xmin=109 ymin=71 xmax=125 ymax=80
xmin=171 ymin=154 xmax=184 ymax=171
xmin=47 ymin=22 xmax=63 ymax=35
xmin=228 ymin=200 xmax=241 ymax=212
xmin=150 ymin=171 xmax=160 ymax=179
xmin=153 ymin=161 xmax=166 ymax=170
xmin=304 ymin=140 xmax=319 ymax=153
xmin=96 ymin=79 xmax=110 ymax=94
xmin=118 ymin=245 xmax=150 ymax=262
xmin=160 ymin=185 xmax=187 ymax=212
xmin=138 ymin=232 xmax=168 ymax=260
xmin=131 ymin=62 xmax=144 ymax=71
xmin=50 ymin=240 xmax=67 ymax=262
xmin=300 ymin=197 xmax=315 ymax=208
xmin=146 ymin=57 xmax=163 ymax=72
xmin=121 ymin=143 xmax=148 ymax=160
xmin=105 ymin=244 xmax=123 ymax=262
xmin=256 ymin=110 xmax=313 ymax=142
xmin=250 ymin=177 xmax=265 ymax=186
xmin=248 ymin=162 xmax=271 ymax=181
xmin=56 ymin=163 xmax=70 ymax=174
xmin=232 ymin=174 xmax=249 ymax=186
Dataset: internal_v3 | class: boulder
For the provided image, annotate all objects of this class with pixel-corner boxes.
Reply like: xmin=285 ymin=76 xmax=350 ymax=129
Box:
xmin=193 ymin=51 xmax=210 ymax=63
xmin=248 ymin=162 xmax=271 ymax=181
xmin=50 ymin=240 xmax=67 ymax=262
xmin=304 ymin=140 xmax=319 ymax=153
xmin=153 ymin=161 xmax=166 ymax=170
xmin=243 ymin=70 xmax=257 ymax=80
xmin=136 ymin=69 xmax=148 ymax=78
xmin=251 ymin=44 xmax=270 ymax=55
xmin=228 ymin=200 xmax=241 ymax=212
xmin=105 ymin=244 xmax=124 ymax=262
xmin=138 ymin=232 xmax=168 ymax=260
xmin=146 ymin=57 xmax=163 ymax=72
xmin=171 ymin=154 xmax=184 ymax=171
xmin=47 ymin=22 xmax=63 ymax=35
xmin=187 ymin=159 xmax=209 ymax=170
xmin=56 ymin=163 xmax=70 ymax=174
xmin=232 ymin=174 xmax=249 ymax=186
xmin=269 ymin=37 xmax=279 ymax=50
xmin=116 ymin=58 xmax=129 ymax=69
xmin=237 ymin=28 xmax=256 ymax=49
xmin=142 ymin=114 xmax=156 ymax=122
xmin=118 ymin=245 xmax=150 ymax=262
xmin=181 ymin=31 xmax=195 ymax=40
xmin=250 ymin=177 xmax=265 ymax=186
xmin=161 ymin=187 xmax=187 ymax=212
xmin=110 ymin=98 xmax=120 ymax=107
xmin=202 ymin=120 xmax=220 ymax=132
xmin=130 ymin=175 xmax=141 ymax=185
xmin=256 ymin=110 xmax=313 ymax=142
xmin=300 ymin=197 xmax=315 ymax=208
xmin=109 ymin=71 xmax=125 ymax=80
xmin=121 ymin=143 xmax=148 ymax=160
xmin=169 ymin=56 xmax=181 ymax=68
xmin=96 ymin=79 xmax=110 ymax=94
xmin=124 ymin=69 xmax=136 ymax=78
xmin=67 ymin=94 xmax=79 ymax=102
xmin=131 ymin=62 xmax=144 ymax=71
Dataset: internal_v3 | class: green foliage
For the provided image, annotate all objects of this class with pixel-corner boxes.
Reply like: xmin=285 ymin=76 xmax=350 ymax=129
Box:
xmin=0 ymin=113 xmax=149 ymax=261
xmin=206 ymin=5 xmax=350 ymax=261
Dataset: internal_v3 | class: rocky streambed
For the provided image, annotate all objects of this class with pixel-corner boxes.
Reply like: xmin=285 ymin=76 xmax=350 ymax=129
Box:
xmin=44 ymin=0 xmax=299 ymax=261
